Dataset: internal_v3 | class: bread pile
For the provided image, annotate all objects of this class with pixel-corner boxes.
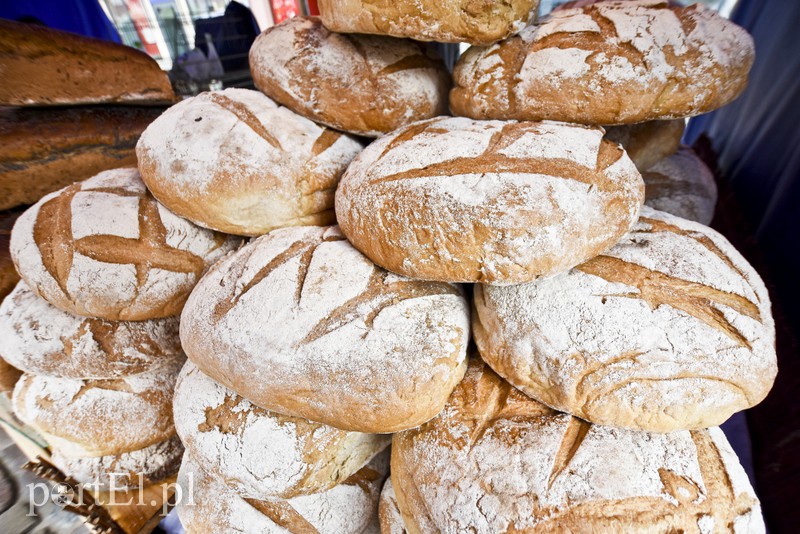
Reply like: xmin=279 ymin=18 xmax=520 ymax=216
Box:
xmin=0 ymin=1 xmax=776 ymax=531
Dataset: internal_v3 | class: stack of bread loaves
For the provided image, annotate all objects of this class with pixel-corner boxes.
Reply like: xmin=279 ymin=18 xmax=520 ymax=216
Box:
xmin=2 ymin=167 xmax=238 ymax=491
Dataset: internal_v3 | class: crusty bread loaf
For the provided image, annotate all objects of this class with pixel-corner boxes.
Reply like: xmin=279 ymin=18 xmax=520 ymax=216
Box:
xmin=318 ymin=0 xmax=538 ymax=45
xmin=336 ymin=117 xmax=643 ymax=284
xmin=643 ymin=146 xmax=718 ymax=225
xmin=250 ymin=17 xmax=450 ymax=138
xmin=12 ymin=357 xmax=182 ymax=457
xmin=10 ymin=168 xmax=239 ymax=321
xmin=450 ymin=1 xmax=755 ymax=124
xmin=380 ymin=478 xmax=407 ymax=534
xmin=474 ymin=207 xmax=777 ymax=432
xmin=605 ymin=119 xmax=685 ymax=171
xmin=0 ymin=281 xmax=182 ymax=379
xmin=391 ymin=359 xmax=766 ymax=533
xmin=0 ymin=19 xmax=174 ymax=106
xmin=180 ymin=225 xmax=470 ymax=433
xmin=0 ymin=106 xmax=165 ymax=210
xmin=0 ymin=358 xmax=22 ymax=395
xmin=173 ymin=362 xmax=390 ymax=500
xmin=177 ymin=450 xmax=387 ymax=534
xmin=51 ymin=435 xmax=183 ymax=490
xmin=136 ymin=88 xmax=363 ymax=236
xmin=0 ymin=208 xmax=21 ymax=301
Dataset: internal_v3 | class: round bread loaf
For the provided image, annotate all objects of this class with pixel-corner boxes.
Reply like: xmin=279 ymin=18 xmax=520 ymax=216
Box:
xmin=180 ymin=225 xmax=469 ymax=433
xmin=474 ymin=207 xmax=777 ymax=432
xmin=379 ymin=478 xmax=407 ymax=534
xmin=0 ymin=281 xmax=182 ymax=379
xmin=12 ymin=357 xmax=182 ymax=457
xmin=177 ymin=450 xmax=386 ymax=534
xmin=1 ymin=208 xmax=21 ymax=301
xmin=605 ymin=119 xmax=685 ymax=171
xmin=317 ymin=0 xmax=538 ymax=45
xmin=450 ymin=1 xmax=755 ymax=124
xmin=335 ymin=117 xmax=643 ymax=284
xmin=173 ymin=361 xmax=390 ymax=500
xmin=10 ymin=168 xmax=239 ymax=321
xmin=643 ymin=146 xmax=717 ymax=225
xmin=391 ymin=359 xmax=766 ymax=533
xmin=136 ymin=88 xmax=363 ymax=236
xmin=51 ymin=435 xmax=184 ymax=490
xmin=250 ymin=17 xmax=450 ymax=138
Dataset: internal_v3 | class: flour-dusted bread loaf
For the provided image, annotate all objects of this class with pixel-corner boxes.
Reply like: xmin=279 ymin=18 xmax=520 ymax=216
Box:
xmin=136 ymin=88 xmax=363 ymax=236
xmin=318 ymin=0 xmax=538 ymax=45
xmin=451 ymin=1 xmax=755 ymax=124
xmin=181 ymin=225 xmax=470 ymax=433
xmin=12 ymin=357 xmax=182 ymax=457
xmin=644 ymin=146 xmax=718 ymax=225
xmin=173 ymin=362 xmax=389 ymax=500
xmin=10 ymin=168 xmax=239 ymax=321
xmin=177 ymin=451 xmax=387 ymax=534
xmin=336 ymin=117 xmax=643 ymax=284
xmin=380 ymin=478 xmax=407 ymax=534
xmin=605 ymin=119 xmax=685 ymax=171
xmin=0 ymin=106 xmax=165 ymax=210
xmin=392 ymin=359 xmax=766 ymax=533
xmin=0 ymin=19 xmax=174 ymax=106
xmin=250 ymin=17 xmax=450 ymax=138
xmin=0 ymin=281 xmax=182 ymax=379
xmin=0 ymin=208 xmax=21 ymax=301
xmin=474 ymin=207 xmax=777 ymax=432
xmin=51 ymin=435 xmax=183 ymax=490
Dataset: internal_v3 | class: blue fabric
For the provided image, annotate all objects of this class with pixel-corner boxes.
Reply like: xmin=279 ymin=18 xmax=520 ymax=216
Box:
xmin=0 ymin=0 xmax=121 ymax=42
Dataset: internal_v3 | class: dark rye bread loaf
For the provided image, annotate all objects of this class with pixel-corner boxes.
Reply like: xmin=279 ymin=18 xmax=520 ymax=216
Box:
xmin=451 ymin=0 xmax=755 ymax=124
xmin=391 ymin=359 xmax=766 ymax=533
xmin=0 ymin=19 xmax=174 ymax=106
xmin=0 ymin=106 xmax=165 ymax=210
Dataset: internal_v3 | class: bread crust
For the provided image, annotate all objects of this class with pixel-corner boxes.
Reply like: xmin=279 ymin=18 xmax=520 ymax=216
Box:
xmin=0 ymin=106 xmax=165 ymax=210
xmin=643 ymin=146 xmax=717 ymax=225
xmin=391 ymin=359 xmax=766 ymax=533
xmin=136 ymin=88 xmax=363 ymax=236
xmin=10 ymin=168 xmax=239 ymax=321
xmin=605 ymin=119 xmax=685 ymax=171
xmin=180 ymin=225 xmax=470 ymax=433
xmin=250 ymin=17 xmax=450 ymax=137
xmin=318 ymin=0 xmax=538 ymax=45
xmin=0 ymin=281 xmax=183 ymax=379
xmin=335 ymin=117 xmax=643 ymax=284
xmin=0 ymin=208 xmax=21 ymax=301
xmin=474 ymin=208 xmax=776 ymax=432
xmin=12 ymin=357 xmax=183 ymax=457
xmin=0 ymin=19 xmax=174 ymax=106
xmin=379 ymin=478 xmax=408 ymax=534
xmin=451 ymin=1 xmax=755 ymax=124
xmin=173 ymin=362 xmax=390 ymax=500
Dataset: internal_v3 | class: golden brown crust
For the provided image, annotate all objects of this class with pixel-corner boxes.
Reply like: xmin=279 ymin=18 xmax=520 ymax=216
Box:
xmin=250 ymin=17 xmax=451 ymax=137
xmin=0 ymin=19 xmax=174 ymax=106
xmin=392 ymin=359 xmax=765 ymax=533
xmin=604 ymin=119 xmax=685 ymax=171
xmin=0 ymin=358 xmax=22 ymax=395
xmin=0 ymin=106 xmax=165 ymax=210
xmin=318 ymin=0 xmax=538 ymax=45
xmin=451 ymin=1 xmax=755 ymax=124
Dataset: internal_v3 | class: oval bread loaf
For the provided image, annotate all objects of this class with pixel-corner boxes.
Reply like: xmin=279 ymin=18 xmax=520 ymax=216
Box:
xmin=474 ymin=207 xmax=777 ymax=432
xmin=317 ymin=0 xmax=538 ymax=45
xmin=335 ymin=117 xmax=644 ymax=284
xmin=391 ymin=359 xmax=766 ymax=533
xmin=450 ymin=0 xmax=755 ymax=124
xmin=180 ymin=225 xmax=470 ymax=433
xmin=136 ymin=88 xmax=363 ymax=236
xmin=12 ymin=357 xmax=182 ymax=457
xmin=173 ymin=361 xmax=390 ymax=500
xmin=250 ymin=16 xmax=450 ymax=138
xmin=643 ymin=146 xmax=717 ymax=225
xmin=10 ymin=168 xmax=239 ymax=321
xmin=177 ymin=451 xmax=387 ymax=534
xmin=0 ymin=281 xmax=182 ymax=379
